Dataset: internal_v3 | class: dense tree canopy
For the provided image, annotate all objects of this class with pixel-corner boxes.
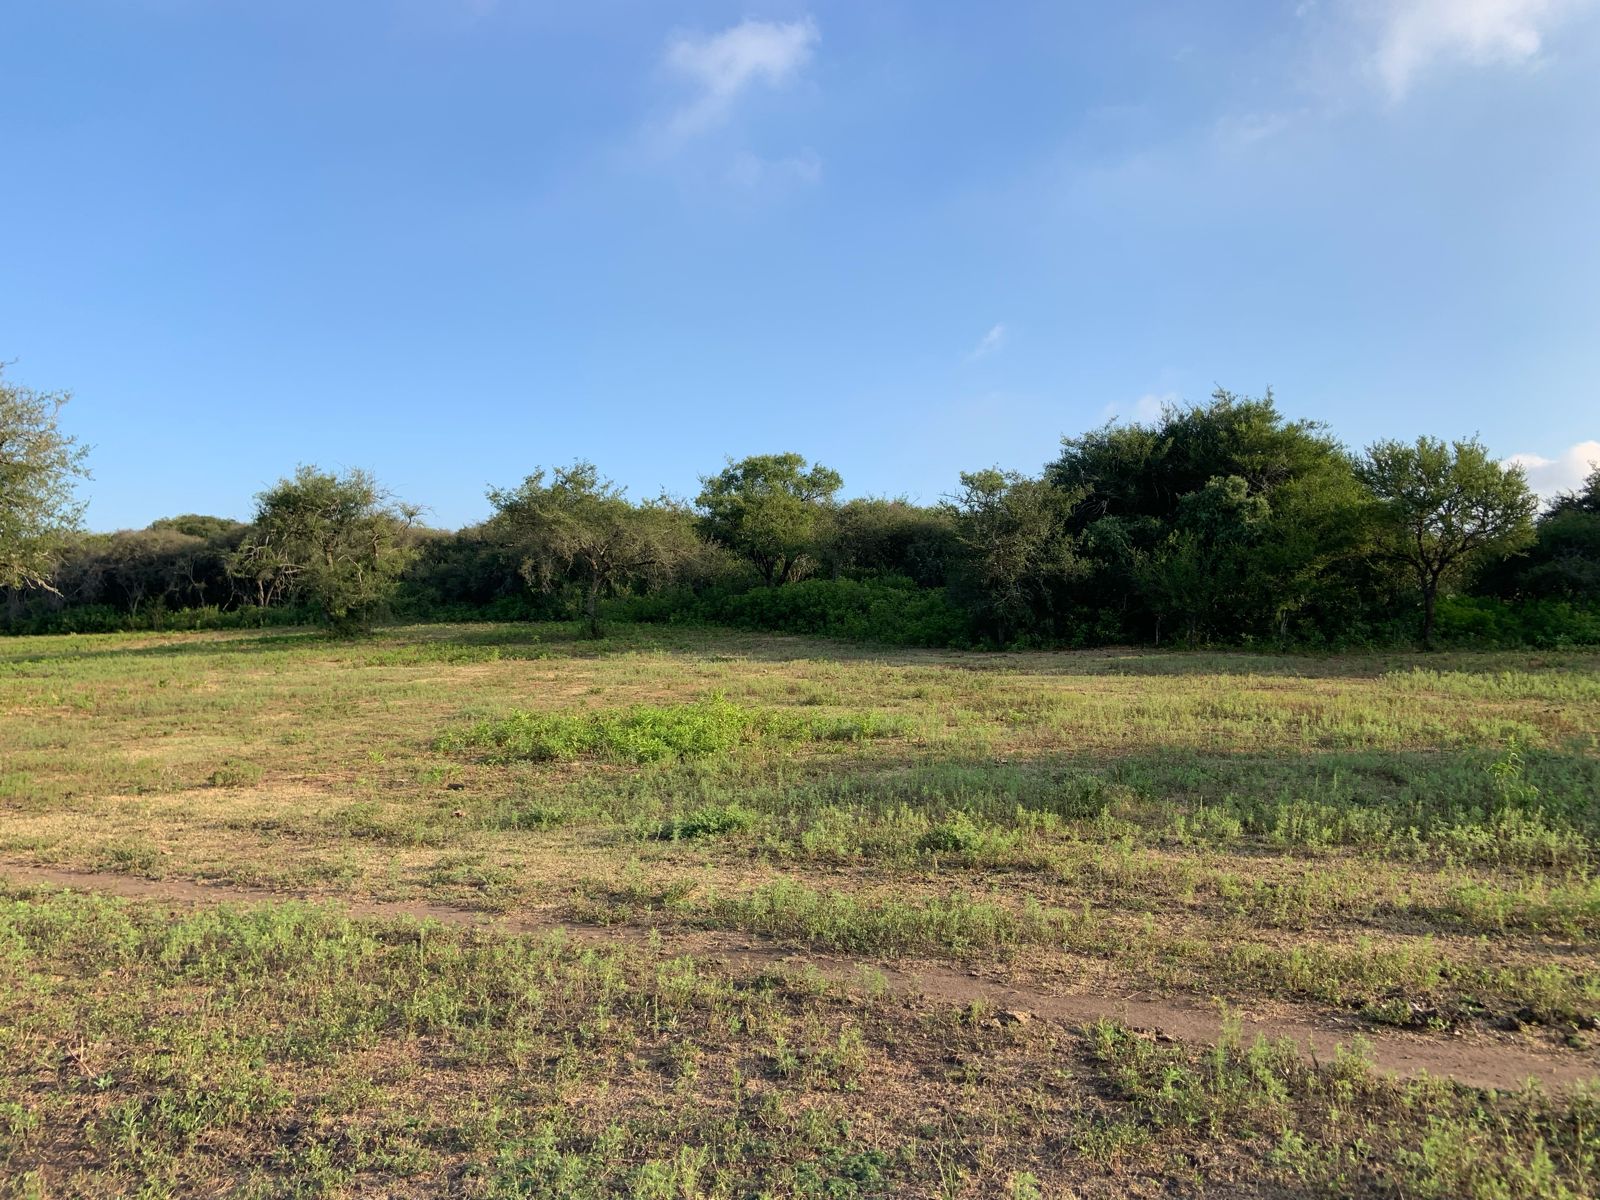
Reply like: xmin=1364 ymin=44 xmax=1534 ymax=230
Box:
xmin=948 ymin=469 xmax=1084 ymax=646
xmin=1038 ymin=391 xmax=1375 ymax=644
xmin=1489 ymin=467 xmax=1600 ymax=603
xmin=3 ymin=375 xmax=1593 ymax=649
xmin=820 ymin=498 xmax=958 ymax=587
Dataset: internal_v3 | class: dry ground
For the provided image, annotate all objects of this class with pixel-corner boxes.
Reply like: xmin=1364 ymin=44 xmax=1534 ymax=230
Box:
xmin=2 ymin=621 xmax=1599 ymax=1197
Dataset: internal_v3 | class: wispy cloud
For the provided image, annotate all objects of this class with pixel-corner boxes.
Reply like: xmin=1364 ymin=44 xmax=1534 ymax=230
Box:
xmin=725 ymin=149 xmax=823 ymax=190
xmin=1214 ymin=110 xmax=1296 ymax=150
xmin=1101 ymin=392 xmax=1175 ymax=424
xmin=660 ymin=17 xmax=820 ymax=144
xmin=966 ymin=323 xmax=1008 ymax=362
xmin=1367 ymin=0 xmax=1592 ymax=98
xmin=1504 ymin=439 xmax=1600 ymax=499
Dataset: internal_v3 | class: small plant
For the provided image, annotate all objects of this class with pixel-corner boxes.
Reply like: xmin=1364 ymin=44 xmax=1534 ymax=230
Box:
xmin=917 ymin=812 xmax=986 ymax=855
xmin=1488 ymin=736 xmax=1542 ymax=812
xmin=658 ymin=802 xmax=758 ymax=841
xmin=208 ymin=759 xmax=264 ymax=788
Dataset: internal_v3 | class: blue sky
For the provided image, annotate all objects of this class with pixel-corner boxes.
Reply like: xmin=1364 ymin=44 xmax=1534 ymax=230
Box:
xmin=3 ymin=0 xmax=1598 ymax=530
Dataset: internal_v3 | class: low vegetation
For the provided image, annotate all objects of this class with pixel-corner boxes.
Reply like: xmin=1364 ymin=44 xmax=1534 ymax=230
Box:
xmin=2 ymin=620 xmax=1599 ymax=1194
xmin=436 ymin=698 xmax=906 ymax=765
xmin=2 ymin=887 xmax=1597 ymax=1198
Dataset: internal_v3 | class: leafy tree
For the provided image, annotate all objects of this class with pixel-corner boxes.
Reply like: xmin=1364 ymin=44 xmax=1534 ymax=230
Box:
xmin=820 ymin=497 xmax=959 ymax=587
xmin=1554 ymin=466 xmax=1600 ymax=518
xmin=150 ymin=513 xmax=247 ymax=542
xmin=0 ymin=365 xmax=90 ymax=592
xmin=1049 ymin=390 xmax=1370 ymax=642
xmin=230 ymin=467 xmax=421 ymax=631
xmin=1134 ymin=475 xmax=1270 ymax=645
xmin=1050 ymin=390 xmax=1344 ymax=520
xmin=948 ymin=469 xmax=1084 ymax=645
xmin=1357 ymin=437 xmax=1537 ymax=646
xmin=1478 ymin=464 xmax=1600 ymax=603
xmin=489 ymin=462 xmax=698 ymax=637
xmin=696 ymin=453 xmax=843 ymax=586
xmin=404 ymin=522 xmax=536 ymax=611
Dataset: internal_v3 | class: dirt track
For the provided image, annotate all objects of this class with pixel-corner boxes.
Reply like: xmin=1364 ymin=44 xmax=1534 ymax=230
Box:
xmin=3 ymin=857 xmax=1595 ymax=1094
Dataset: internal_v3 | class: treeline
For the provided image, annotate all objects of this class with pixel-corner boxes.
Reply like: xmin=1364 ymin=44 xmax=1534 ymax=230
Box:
xmin=5 ymin=391 xmax=1598 ymax=648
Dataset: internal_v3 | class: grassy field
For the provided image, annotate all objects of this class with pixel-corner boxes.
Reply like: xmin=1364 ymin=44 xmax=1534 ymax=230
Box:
xmin=2 ymin=621 xmax=1600 ymax=1197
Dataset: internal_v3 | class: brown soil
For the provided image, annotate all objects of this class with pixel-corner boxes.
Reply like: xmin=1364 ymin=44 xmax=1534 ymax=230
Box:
xmin=2 ymin=857 xmax=1594 ymax=1094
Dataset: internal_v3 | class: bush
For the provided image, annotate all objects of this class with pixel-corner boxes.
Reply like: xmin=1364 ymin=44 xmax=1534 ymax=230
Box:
xmin=390 ymin=591 xmax=560 ymax=625
xmin=437 ymin=697 xmax=908 ymax=765
xmin=1434 ymin=597 xmax=1600 ymax=647
xmin=608 ymin=577 xmax=972 ymax=648
xmin=437 ymin=699 xmax=769 ymax=765
xmin=0 ymin=603 xmax=311 ymax=636
xmin=658 ymin=802 xmax=759 ymax=840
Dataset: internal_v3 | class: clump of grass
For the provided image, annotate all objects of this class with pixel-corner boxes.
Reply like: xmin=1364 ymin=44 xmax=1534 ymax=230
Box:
xmin=436 ymin=697 xmax=906 ymax=766
xmin=916 ymin=811 xmax=993 ymax=855
xmin=436 ymin=698 xmax=762 ymax=764
xmin=657 ymin=802 xmax=759 ymax=841
xmin=208 ymin=759 xmax=263 ymax=788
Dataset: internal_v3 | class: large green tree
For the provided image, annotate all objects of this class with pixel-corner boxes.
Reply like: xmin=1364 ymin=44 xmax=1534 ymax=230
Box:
xmin=0 ymin=366 xmax=90 ymax=592
xmin=1048 ymin=390 xmax=1370 ymax=643
xmin=948 ymin=469 xmax=1084 ymax=646
xmin=1358 ymin=437 xmax=1537 ymax=646
xmin=230 ymin=467 xmax=421 ymax=631
xmin=695 ymin=453 xmax=843 ymax=586
xmin=1134 ymin=474 xmax=1270 ymax=646
xmin=820 ymin=497 xmax=959 ymax=587
xmin=490 ymin=462 xmax=698 ymax=637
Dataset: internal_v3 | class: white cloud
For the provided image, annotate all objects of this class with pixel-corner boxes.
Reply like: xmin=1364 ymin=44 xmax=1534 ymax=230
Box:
xmin=966 ymin=324 xmax=1008 ymax=362
xmin=661 ymin=17 xmax=819 ymax=142
xmin=1101 ymin=392 xmax=1176 ymax=425
xmin=1504 ymin=439 xmax=1600 ymax=498
xmin=1368 ymin=0 xmax=1592 ymax=98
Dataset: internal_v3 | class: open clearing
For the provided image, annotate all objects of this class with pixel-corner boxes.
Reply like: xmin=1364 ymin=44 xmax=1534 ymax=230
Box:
xmin=3 ymin=622 xmax=1600 ymax=1197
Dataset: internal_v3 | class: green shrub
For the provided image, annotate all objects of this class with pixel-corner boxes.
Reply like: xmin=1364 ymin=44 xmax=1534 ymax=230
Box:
xmin=917 ymin=812 xmax=987 ymax=854
xmin=436 ymin=698 xmax=904 ymax=766
xmin=208 ymin=759 xmax=265 ymax=788
xmin=658 ymin=802 xmax=758 ymax=840
xmin=0 ymin=603 xmax=312 ymax=636
xmin=1435 ymin=597 xmax=1600 ymax=647
xmin=609 ymin=577 xmax=972 ymax=648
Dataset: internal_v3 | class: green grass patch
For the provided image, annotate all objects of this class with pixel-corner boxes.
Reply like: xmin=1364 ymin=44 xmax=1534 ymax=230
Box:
xmin=436 ymin=697 xmax=908 ymax=765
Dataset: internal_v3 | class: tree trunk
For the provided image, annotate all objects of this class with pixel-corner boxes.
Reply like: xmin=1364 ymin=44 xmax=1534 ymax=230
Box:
xmin=585 ymin=579 xmax=602 ymax=639
xmin=1422 ymin=581 xmax=1438 ymax=649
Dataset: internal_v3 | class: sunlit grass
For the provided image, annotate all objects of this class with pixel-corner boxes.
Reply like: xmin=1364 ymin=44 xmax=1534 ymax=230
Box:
xmin=3 ymin=621 xmax=1600 ymax=1192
